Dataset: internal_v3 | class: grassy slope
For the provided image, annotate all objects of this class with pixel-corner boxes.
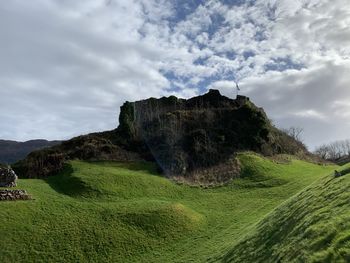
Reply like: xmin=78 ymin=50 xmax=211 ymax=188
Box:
xmin=222 ymin=163 xmax=350 ymax=263
xmin=0 ymin=154 xmax=335 ymax=263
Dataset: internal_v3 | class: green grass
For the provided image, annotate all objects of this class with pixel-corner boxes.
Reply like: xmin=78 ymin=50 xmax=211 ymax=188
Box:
xmin=0 ymin=153 xmax=336 ymax=262
xmin=221 ymin=162 xmax=350 ymax=263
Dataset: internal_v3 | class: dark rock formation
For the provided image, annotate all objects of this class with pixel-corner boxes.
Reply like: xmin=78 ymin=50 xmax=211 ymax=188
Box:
xmin=0 ymin=167 xmax=18 ymax=187
xmin=13 ymin=89 xmax=309 ymax=183
xmin=0 ymin=189 xmax=31 ymax=201
xmin=118 ymin=89 xmax=269 ymax=178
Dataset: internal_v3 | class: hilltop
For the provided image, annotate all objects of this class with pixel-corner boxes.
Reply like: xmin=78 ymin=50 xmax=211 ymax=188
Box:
xmin=13 ymin=90 xmax=309 ymax=182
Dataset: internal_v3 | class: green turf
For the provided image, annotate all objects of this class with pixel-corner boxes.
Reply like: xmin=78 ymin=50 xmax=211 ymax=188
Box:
xmin=0 ymin=153 xmax=336 ymax=262
xmin=221 ymin=162 xmax=350 ymax=263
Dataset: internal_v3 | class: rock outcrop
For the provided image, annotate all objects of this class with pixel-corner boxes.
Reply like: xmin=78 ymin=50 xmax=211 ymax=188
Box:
xmin=117 ymin=89 xmax=269 ymax=179
xmin=0 ymin=167 xmax=18 ymax=187
xmin=13 ymin=89 xmax=309 ymax=183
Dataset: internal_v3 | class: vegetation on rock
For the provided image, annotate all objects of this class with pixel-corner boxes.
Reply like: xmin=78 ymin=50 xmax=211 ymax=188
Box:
xmin=12 ymin=131 xmax=141 ymax=178
xmin=13 ymin=90 xmax=311 ymax=183
xmin=116 ymin=90 xmax=310 ymax=182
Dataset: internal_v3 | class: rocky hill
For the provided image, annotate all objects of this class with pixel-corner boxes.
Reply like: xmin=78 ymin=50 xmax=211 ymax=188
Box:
xmin=13 ymin=90 xmax=309 ymax=182
xmin=0 ymin=139 xmax=61 ymax=164
xmin=118 ymin=90 xmax=268 ymax=179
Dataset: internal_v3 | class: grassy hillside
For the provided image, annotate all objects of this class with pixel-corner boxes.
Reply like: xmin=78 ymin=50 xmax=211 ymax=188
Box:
xmin=221 ymin=163 xmax=350 ymax=263
xmin=0 ymin=153 xmax=335 ymax=262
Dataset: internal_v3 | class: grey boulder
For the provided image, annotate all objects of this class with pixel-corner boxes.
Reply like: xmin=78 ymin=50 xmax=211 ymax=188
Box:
xmin=0 ymin=167 xmax=18 ymax=187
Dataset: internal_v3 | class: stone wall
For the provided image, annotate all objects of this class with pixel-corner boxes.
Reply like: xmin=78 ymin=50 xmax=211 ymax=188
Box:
xmin=0 ymin=167 xmax=18 ymax=187
xmin=0 ymin=189 xmax=31 ymax=201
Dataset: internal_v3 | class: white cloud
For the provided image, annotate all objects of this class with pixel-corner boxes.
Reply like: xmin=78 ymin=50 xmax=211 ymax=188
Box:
xmin=0 ymin=0 xmax=349 ymax=150
xmin=292 ymin=110 xmax=326 ymax=120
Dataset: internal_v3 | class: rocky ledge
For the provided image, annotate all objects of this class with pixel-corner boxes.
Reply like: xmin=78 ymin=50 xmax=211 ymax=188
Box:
xmin=0 ymin=189 xmax=32 ymax=201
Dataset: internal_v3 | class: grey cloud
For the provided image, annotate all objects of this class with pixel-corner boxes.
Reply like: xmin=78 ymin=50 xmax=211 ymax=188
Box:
xmin=210 ymin=60 xmax=350 ymax=149
xmin=1 ymin=0 xmax=350 ymax=151
xmin=0 ymin=0 xmax=171 ymax=141
xmin=238 ymin=61 xmax=350 ymax=149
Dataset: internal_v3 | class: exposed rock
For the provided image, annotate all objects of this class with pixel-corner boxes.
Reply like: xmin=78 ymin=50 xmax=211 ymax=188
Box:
xmin=13 ymin=89 xmax=310 ymax=183
xmin=173 ymin=157 xmax=241 ymax=186
xmin=118 ymin=89 xmax=270 ymax=177
xmin=0 ymin=167 xmax=18 ymax=187
xmin=0 ymin=189 xmax=31 ymax=201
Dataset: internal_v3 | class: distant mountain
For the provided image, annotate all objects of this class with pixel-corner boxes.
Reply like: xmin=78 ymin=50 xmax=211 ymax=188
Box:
xmin=0 ymin=139 xmax=61 ymax=164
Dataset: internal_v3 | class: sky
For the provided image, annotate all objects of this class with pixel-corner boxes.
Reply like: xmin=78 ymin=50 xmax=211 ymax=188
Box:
xmin=0 ymin=0 xmax=349 ymax=150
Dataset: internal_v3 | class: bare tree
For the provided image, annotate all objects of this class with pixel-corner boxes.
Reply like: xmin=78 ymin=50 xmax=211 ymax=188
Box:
xmin=345 ymin=140 xmax=350 ymax=156
xmin=314 ymin=144 xmax=330 ymax=159
xmin=314 ymin=139 xmax=350 ymax=161
xmin=283 ymin=126 xmax=304 ymax=142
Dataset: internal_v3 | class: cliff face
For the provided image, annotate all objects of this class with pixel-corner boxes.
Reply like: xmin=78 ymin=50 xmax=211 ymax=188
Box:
xmin=13 ymin=89 xmax=309 ymax=182
xmin=117 ymin=90 xmax=270 ymax=179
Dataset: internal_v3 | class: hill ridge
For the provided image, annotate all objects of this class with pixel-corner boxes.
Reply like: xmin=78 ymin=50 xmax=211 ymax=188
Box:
xmin=221 ymin=164 xmax=350 ymax=262
xmin=0 ymin=139 xmax=61 ymax=164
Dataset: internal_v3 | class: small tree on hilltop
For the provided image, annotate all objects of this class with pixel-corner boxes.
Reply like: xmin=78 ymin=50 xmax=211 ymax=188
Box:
xmin=283 ymin=126 xmax=304 ymax=143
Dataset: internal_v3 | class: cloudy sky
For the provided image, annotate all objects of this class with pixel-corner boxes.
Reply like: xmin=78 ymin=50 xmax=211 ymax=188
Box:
xmin=1 ymin=0 xmax=350 ymax=149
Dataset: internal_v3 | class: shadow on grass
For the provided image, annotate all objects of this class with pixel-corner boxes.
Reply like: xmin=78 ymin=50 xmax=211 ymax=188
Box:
xmin=85 ymin=160 xmax=162 ymax=177
xmin=45 ymin=164 xmax=95 ymax=198
xmin=44 ymin=161 xmax=163 ymax=198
